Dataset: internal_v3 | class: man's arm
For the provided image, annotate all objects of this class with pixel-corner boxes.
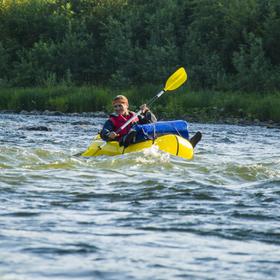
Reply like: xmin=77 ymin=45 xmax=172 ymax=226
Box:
xmin=100 ymin=120 xmax=115 ymax=141
xmin=138 ymin=110 xmax=157 ymax=124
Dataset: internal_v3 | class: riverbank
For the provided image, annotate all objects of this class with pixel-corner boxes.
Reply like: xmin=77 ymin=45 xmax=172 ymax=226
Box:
xmin=1 ymin=109 xmax=279 ymax=130
xmin=0 ymin=86 xmax=280 ymax=128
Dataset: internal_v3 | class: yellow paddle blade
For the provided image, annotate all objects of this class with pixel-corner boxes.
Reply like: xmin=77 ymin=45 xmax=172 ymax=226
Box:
xmin=164 ymin=67 xmax=187 ymax=91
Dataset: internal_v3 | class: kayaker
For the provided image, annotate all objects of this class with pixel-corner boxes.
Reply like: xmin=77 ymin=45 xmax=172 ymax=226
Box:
xmin=100 ymin=94 xmax=202 ymax=148
xmin=100 ymin=95 xmax=157 ymax=147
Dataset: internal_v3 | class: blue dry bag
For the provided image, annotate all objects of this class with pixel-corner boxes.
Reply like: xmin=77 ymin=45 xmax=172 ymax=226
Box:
xmin=133 ymin=120 xmax=189 ymax=142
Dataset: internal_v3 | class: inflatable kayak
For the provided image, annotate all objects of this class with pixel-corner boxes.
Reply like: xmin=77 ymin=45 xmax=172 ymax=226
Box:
xmin=81 ymin=134 xmax=193 ymax=160
xmin=81 ymin=121 xmax=194 ymax=160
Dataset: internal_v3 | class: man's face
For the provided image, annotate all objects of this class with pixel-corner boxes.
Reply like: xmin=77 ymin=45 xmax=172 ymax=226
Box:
xmin=114 ymin=102 xmax=128 ymax=115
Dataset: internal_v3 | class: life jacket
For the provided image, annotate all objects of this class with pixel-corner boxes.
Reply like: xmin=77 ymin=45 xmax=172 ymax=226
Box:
xmin=109 ymin=112 xmax=139 ymax=138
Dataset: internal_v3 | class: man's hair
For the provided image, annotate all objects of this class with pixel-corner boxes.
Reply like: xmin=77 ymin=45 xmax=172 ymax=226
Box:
xmin=112 ymin=95 xmax=128 ymax=105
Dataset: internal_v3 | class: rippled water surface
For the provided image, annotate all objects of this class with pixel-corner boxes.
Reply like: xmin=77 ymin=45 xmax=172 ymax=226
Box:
xmin=1 ymin=113 xmax=280 ymax=280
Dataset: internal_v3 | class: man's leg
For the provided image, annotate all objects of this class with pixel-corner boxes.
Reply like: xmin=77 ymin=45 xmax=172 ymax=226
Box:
xmin=189 ymin=131 xmax=202 ymax=148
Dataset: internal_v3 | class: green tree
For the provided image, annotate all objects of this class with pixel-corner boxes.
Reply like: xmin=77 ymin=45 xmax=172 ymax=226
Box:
xmin=232 ymin=33 xmax=275 ymax=92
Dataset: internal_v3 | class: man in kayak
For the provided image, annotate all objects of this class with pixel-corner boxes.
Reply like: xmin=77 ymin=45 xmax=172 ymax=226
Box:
xmin=100 ymin=94 xmax=202 ymax=148
xmin=100 ymin=95 xmax=157 ymax=147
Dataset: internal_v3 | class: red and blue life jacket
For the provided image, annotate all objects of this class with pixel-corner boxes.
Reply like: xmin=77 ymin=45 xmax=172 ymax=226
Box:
xmin=109 ymin=112 xmax=138 ymax=138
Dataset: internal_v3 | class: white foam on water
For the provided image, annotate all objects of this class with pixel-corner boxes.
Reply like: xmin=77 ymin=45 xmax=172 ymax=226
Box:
xmin=134 ymin=145 xmax=170 ymax=164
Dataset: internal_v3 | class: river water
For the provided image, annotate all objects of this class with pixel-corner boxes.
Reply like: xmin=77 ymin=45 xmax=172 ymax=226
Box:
xmin=0 ymin=113 xmax=279 ymax=280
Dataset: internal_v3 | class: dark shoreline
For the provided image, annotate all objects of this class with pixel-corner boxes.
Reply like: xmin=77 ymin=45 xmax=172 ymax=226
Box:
xmin=1 ymin=110 xmax=280 ymax=130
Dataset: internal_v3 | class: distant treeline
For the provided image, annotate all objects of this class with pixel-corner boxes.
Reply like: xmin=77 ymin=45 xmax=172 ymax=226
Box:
xmin=0 ymin=0 xmax=279 ymax=92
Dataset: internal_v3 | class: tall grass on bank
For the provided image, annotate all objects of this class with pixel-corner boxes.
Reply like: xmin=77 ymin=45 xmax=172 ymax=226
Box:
xmin=0 ymin=86 xmax=114 ymax=113
xmin=176 ymin=90 xmax=280 ymax=122
xmin=0 ymin=86 xmax=280 ymax=122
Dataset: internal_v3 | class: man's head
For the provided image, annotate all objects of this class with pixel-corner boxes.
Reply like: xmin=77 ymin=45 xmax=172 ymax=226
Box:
xmin=112 ymin=95 xmax=129 ymax=115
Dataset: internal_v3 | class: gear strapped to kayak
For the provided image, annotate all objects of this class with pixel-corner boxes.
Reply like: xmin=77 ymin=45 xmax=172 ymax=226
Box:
xmin=133 ymin=120 xmax=189 ymax=143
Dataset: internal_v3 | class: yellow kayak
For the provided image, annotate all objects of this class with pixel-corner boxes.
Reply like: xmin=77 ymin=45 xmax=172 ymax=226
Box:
xmin=81 ymin=134 xmax=194 ymax=160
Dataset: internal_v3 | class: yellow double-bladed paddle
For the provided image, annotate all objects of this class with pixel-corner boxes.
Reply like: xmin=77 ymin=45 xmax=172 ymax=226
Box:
xmin=75 ymin=67 xmax=187 ymax=156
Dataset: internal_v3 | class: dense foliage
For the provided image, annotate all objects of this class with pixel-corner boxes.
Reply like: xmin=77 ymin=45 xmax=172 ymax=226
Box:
xmin=0 ymin=0 xmax=279 ymax=92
